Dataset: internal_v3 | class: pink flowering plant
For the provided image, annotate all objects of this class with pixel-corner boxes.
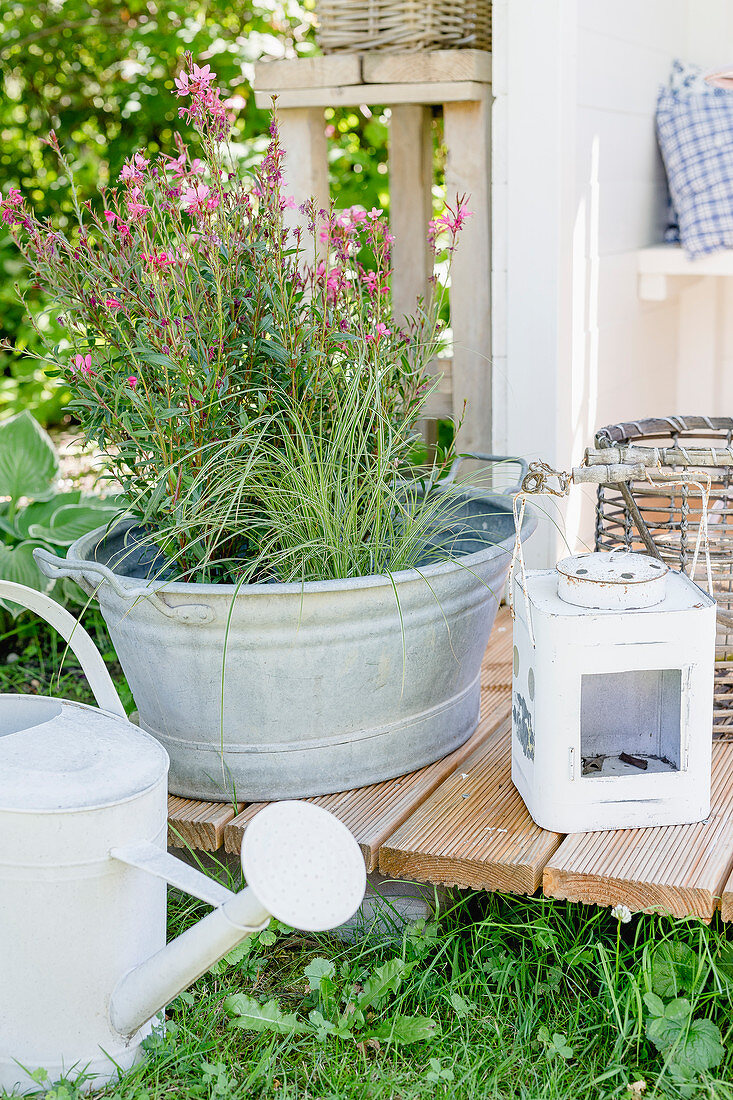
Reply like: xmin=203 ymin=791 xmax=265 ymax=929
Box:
xmin=3 ymin=56 xmax=470 ymax=583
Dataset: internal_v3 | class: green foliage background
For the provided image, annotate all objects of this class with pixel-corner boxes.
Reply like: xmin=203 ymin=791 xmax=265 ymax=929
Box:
xmin=0 ymin=0 xmax=390 ymax=426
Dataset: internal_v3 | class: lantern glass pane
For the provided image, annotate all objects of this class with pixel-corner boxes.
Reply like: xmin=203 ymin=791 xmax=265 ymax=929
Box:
xmin=580 ymin=668 xmax=682 ymax=777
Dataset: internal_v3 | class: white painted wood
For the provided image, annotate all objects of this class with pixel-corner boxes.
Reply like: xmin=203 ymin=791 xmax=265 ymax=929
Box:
xmin=255 ymin=81 xmax=490 ymax=110
xmin=444 ymin=87 xmax=492 ymax=451
xmin=276 ymin=107 xmax=329 ymax=239
xmin=363 ymin=49 xmax=491 ymax=85
xmin=638 ymin=245 xmax=733 ymax=277
xmin=389 ymin=104 xmax=433 ymax=327
xmin=254 ymin=55 xmax=362 ymax=91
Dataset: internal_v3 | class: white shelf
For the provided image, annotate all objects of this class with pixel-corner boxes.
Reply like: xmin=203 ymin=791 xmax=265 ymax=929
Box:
xmin=638 ymin=245 xmax=733 ymax=301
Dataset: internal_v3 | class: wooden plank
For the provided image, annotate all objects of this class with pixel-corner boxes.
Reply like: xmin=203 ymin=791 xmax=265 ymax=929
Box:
xmin=225 ymin=690 xmax=511 ymax=871
xmin=255 ymin=55 xmax=362 ymax=91
xmin=168 ymin=796 xmax=242 ymax=852
xmin=543 ymin=742 xmax=733 ymax=921
xmin=379 ymin=717 xmax=563 ymax=893
xmin=277 ymin=107 xmax=329 ymax=242
xmin=363 ymin=49 xmax=491 ymax=86
xmin=389 ymin=103 xmax=433 ymax=327
xmin=255 ymin=82 xmax=490 ymax=110
xmin=722 ymin=864 xmax=733 ymax=922
xmin=443 ymin=87 xmax=492 ymax=452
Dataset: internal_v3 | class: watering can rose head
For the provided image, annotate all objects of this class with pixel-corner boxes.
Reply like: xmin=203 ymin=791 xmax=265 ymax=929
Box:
xmin=2 ymin=53 xmax=471 ymax=586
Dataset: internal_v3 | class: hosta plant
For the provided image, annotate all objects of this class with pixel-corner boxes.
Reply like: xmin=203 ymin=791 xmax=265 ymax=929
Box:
xmin=0 ymin=411 xmax=123 ymax=615
xmin=2 ymin=56 xmax=469 ymax=583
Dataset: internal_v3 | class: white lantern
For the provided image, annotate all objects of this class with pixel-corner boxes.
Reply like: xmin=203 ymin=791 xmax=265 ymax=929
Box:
xmin=511 ymin=551 xmax=716 ymax=833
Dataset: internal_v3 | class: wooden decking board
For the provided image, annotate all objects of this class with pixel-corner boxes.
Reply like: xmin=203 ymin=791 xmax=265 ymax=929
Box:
xmin=168 ymin=796 xmax=243 ymax=851
xmin=378 ymin=717 xmax=563 ymax=893
xmin=722 ymin=866 xmax=733 ymax=922
xmin=543 ymin=741 xmax=733 ymax=921
xmin=223 ymin=689 xmax=512 ymax=870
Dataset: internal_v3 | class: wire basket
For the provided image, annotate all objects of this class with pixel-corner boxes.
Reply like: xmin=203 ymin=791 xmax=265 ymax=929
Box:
xmin=593 ymin=415 xmax=733 ymax=740
xmin=316 ymin=0 xmax=491 ymax=54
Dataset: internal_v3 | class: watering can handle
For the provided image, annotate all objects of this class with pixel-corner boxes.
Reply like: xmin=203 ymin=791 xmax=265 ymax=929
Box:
xmin=443 ymin=453 xmax=529 ymax=494
xmin=0 ymin=580 xmax=127 ymax=719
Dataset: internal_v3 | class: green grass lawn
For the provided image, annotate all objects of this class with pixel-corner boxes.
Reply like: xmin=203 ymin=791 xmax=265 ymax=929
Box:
xmin=2 ymin=615 xmax=733 ymax=1100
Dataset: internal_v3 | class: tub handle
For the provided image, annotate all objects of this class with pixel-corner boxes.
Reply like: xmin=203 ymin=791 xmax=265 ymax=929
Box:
xmin=444 ymin=453 xmax=529 ymax=494
xmin=33 ymin=548 xmax=216 ymax=626
xmin=0 ymin=579 xmax=126 ymax=718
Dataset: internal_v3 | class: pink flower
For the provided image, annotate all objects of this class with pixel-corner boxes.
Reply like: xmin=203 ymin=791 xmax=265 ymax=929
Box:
xmin=0 ymin=187 xmax=23 ymax=224
xmin=191 ymin=63 xmax=215 ymax=87
xmin=103 ymin=210 xmax=116 ymax=224
xmin=367 ymin=207 xmax=383 ymax=221
xmin=126 ymin=196 xmax=150 ymax=220
xmin=105 ymin=296 xmax=122 ymax=310
xmin=375 ymin=323 xmax=392 ymax=338
xmin=127 ymin=375 xmax=138 ymax=390
xmin=182 ymin=182 xmax=212 ymax=215
xmin=120 ymin=154 xmax=148 ymax=185
xmin=144 ymin=250 xmax=175 ymax=272
xmin=72 ymin=353 xmax=94 ymax=376
xmin=174 ymin=71 xmax=190 ymax=98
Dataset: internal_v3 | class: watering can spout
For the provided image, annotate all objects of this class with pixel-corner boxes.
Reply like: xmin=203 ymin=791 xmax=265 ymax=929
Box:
xmin=109 ymin=879 xmax=270 ymax=1037
xmin=109 ymin=801 xmax=366 ymax=1039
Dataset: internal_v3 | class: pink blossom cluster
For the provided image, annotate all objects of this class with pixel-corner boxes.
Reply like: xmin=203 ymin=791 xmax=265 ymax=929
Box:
xmin=174 ymin=63 xmax=230 ymax=142
xmin=428 ymin=197 xmax=473 ymax=252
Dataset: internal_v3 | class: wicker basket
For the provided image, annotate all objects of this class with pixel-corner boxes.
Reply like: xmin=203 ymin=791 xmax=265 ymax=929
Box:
xmin=316 ymin=0 xmax=491 ymax=54
xmin=593 ymin=416 xmax=733 ymax=740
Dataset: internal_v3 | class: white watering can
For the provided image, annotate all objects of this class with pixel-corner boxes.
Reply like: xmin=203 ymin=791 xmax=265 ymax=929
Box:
xmin=0 ymin=581 xmax=367 ymax=1095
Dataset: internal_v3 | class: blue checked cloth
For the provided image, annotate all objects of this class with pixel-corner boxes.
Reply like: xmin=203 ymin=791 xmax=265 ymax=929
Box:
xmin=657 ymin=60 xmax=733 ymax=257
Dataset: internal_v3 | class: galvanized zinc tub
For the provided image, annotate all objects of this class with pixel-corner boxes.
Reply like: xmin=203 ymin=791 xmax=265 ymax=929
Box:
xmin=36 ymin=475 xmax=535 ymax=801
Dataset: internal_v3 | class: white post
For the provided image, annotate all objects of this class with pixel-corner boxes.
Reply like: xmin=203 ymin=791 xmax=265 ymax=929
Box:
xmin=443 ymin=88 xmax=492 ymax=453
xmin=276 ymin=107 xmax=330 ymax=238
xmin=389 ymin=104 xmax=433 ymax=327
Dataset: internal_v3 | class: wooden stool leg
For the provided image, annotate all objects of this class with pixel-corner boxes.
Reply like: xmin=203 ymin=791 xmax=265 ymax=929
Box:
xmin=389 ymin=104 xmax=438 ymax=457
xmin=276 ymin=107 xmax=330 ymax=236
xmin=444 ymin=88 xmax=492 ymax=455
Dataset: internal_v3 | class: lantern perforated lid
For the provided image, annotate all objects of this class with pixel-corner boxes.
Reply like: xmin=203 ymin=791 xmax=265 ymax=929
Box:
xmin=556 ymin=551 xmax=669 ymax=610
xmin=0 ymin=698 xmax=168 ymax=812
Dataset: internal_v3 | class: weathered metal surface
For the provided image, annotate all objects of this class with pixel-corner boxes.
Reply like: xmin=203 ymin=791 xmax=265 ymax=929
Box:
xmin=41 ymin=488 xmax=536 ymax=802
xmin=556 ymin=551 xmax=668 ymax=610
xmin=512 ymin=565 xmax=716 ymax=833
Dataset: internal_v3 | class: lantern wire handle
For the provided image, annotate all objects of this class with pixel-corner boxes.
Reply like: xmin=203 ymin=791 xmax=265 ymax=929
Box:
xmin=507 ymin=461 xmax=716 ymax=648
xmin=508 ymin=463 xmax=573 ymax=647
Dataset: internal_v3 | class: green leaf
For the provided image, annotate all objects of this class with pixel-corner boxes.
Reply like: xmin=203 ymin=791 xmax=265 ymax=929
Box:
xmin=643 ymin=992 xmax=668 ymax=1018
xmin=304 ymin=957 xmax=336 ymax=992
xmin=358 ymin=958 xmax=412 ymax=1011
xmin=547 ymin=1033 xmax=574 ymax=1061
xmin=13 ymin=492 xmax=82 ymax=539
xmin=652 ymin=942 xmax=700 ymax=998
xmin=667 ymin=1063 xmax=699 ymax=1099
xmin=646 ymin=997 xmax=693 ymax=1052
xmin=258 ymin=929 xmax=277 ymax=947
xmin=449 ymin=992 xmax=475 ymax=1017
xmin=368 ymin=1015 xmax=439 ymax=1045
xmin=28 ymin=503 xmax=122 ymax=546
xmin=0 ymin=541 xmax=50 ymax=616
xmin=223 ymin=994 xmax=306 ymax=1035
xmin=679 ymin=1018 xmax=725 ymax=1072
xmin=307 ymin=1009 xmax=352 ymax=1042
xmin=0 ymin=411 xmax=58 ymax=502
